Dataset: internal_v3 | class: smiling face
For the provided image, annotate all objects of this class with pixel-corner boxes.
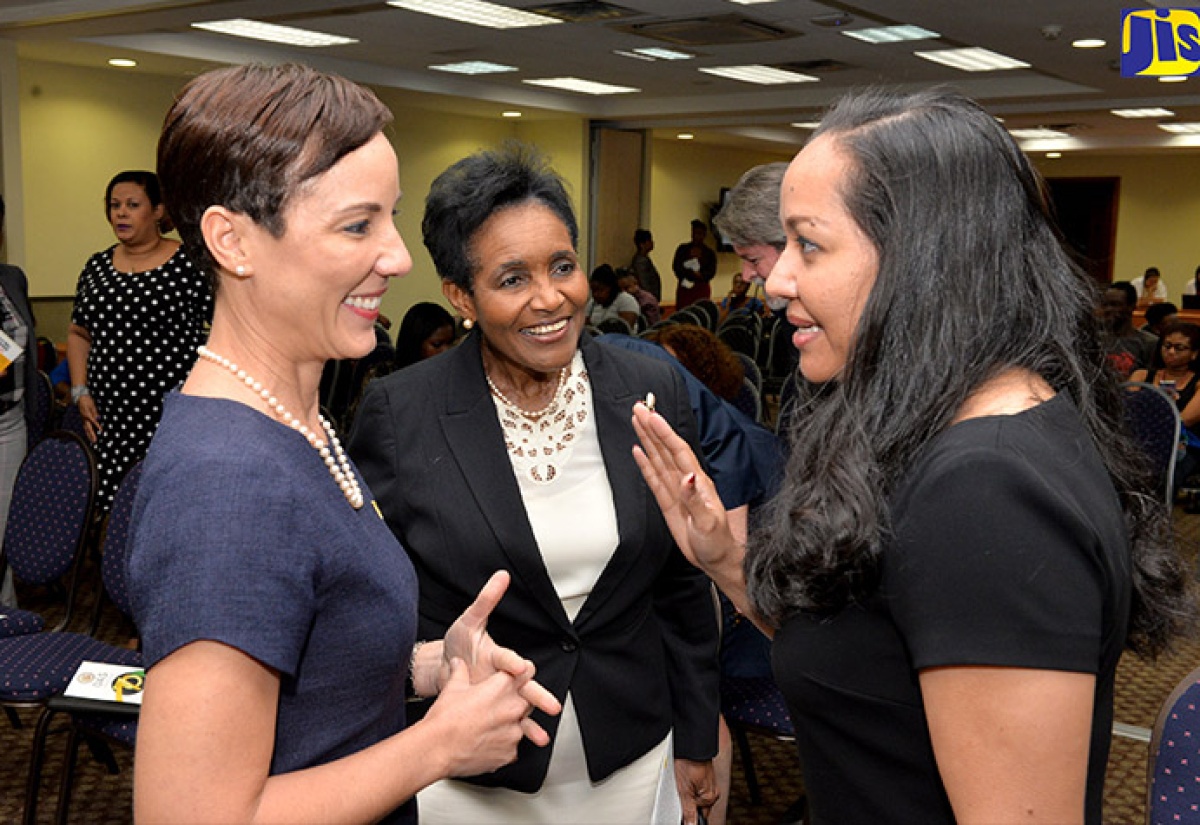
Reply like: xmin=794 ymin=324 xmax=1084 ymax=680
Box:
xmin=766 ymin=135 xmax=879 ymax=384
xmin=235 ymin=132 xmax=411 ymax=363
xmin=732 ymin=242 xmax=781 ymax=284
xmin=108 ymin=182 xmax=164 ymax=246
xmin=444 ymin=200 xmax=587 ymax=380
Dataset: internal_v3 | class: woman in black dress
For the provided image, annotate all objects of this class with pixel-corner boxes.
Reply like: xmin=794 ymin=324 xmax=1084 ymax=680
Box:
xmin=633 ymin=88 xmax=1195 ymax=824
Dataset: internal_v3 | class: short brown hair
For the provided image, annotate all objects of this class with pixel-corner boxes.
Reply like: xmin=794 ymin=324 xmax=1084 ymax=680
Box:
xmin=157 ymin=63 xmax=392 ymax=284
xmin=646 ymin=323 xmax=744 ymax=401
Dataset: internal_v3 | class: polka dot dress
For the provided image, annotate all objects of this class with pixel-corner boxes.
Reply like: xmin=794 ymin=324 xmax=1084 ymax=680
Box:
xmin=71 ymin=245 xmax=212 ymax=509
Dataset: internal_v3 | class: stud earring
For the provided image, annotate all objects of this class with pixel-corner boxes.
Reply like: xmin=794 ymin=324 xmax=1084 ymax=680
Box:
xmin=463 ymin=318 xmax=474 ymax=330
xmin=235 ymin=265 xmax=246 ymax=276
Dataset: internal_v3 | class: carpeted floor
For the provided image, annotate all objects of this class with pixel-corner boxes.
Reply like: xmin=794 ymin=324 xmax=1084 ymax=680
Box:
xmin=3 ymin=513 xmax=1200 ymax=824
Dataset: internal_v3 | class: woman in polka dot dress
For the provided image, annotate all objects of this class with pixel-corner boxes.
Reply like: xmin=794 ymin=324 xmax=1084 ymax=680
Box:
xmin=67 ymin=170 xmax=212 ymax=509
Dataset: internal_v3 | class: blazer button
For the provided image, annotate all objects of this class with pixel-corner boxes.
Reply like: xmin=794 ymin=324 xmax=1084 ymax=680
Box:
xmin=560 ymin=639 xmax=578 ymax=652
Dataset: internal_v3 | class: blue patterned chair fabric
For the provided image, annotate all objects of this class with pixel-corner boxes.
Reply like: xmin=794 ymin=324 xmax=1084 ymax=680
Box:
xmin=1148 ymin=665 xmax=1200 ymax=824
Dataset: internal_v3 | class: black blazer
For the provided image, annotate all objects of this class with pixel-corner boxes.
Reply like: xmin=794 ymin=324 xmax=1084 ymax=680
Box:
xmin=349 ymin=331 xmax=720 ymax=792
xmin=0 ymin=264 xmax=39 ymax=432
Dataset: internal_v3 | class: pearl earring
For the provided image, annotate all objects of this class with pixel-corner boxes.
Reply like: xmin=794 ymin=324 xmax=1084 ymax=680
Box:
xmin=235 ymin=265 xmax=246 ymax=276
xmin=463 ymin=318 xmax=474 ymax=330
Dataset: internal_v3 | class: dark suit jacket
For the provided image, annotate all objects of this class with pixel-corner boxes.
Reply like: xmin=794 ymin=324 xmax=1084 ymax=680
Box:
xmin=0 ymin=264 xmax=39 ymax=431
xmin=349 ymin=331 xmax=720 ymax=792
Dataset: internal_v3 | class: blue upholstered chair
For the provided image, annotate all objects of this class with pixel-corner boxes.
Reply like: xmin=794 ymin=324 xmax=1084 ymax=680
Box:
xmin=14 ymin=461 xmax=143 ymax=825
xmin=0 ymin=432 xmax=97 ymax=643
xmin=1147 ymin=664 xmax=1200 ymax=824
xmin=1120 ymin=381 xmax=1181 ymax=506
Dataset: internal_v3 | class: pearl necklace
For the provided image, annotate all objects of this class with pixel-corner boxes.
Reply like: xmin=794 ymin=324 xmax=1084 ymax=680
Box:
xmin=196 ymin=345 xmax=364 ymax=509
xmin=484 ymin=365 xmax=568 ymax=419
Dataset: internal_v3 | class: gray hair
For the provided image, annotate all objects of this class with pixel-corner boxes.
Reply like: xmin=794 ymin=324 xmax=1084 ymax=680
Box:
xmin=713 ymin=162 xmax=788 ymax=250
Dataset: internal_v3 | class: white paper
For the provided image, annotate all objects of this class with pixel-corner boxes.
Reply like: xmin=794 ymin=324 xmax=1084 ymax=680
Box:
xmin=0 ymin=329 xmax=21 ymax=372
xmin=63 ymin=660 xmax=144 ymax=705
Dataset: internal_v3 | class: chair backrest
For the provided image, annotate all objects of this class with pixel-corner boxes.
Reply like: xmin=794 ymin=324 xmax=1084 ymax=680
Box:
xmin=100 ymin=460 xmax=144 ymax=622
xmin=734 ymin=352 xmax=763 ymax=393
xmin=596 ymin=317 xmax=632 ymax=336
xmin=26 ymin=370 xmax=53 ymax=451
xmin=1 ymin=431 xmax=96 ymax=631
xmin=1121 ymin=381 xmax=1181 ymax=503
xmin=718 ymin=324 xmax=758 ymax=359
xmin=56 ymin=403 xmax=88 ymax=440
xmin=691 ymin=299 xmax=720 ymax=331
xmin=1147 ymin=663 xmax=1200 ymax=824
xmin=776 ymin=373 xmax=800 ymax=437
xmin=730 ymin=377 xmax=763 ymax=423
xmin=671 ymin=307 xmax=705 ymax=328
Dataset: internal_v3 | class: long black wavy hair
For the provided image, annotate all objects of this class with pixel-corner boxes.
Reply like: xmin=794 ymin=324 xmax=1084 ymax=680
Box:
xmin=748 ymin=88 xmax=1194 ymax=657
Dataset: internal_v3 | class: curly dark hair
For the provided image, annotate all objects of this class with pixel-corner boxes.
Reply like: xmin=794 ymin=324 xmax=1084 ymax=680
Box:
xmin=646 ymin=324 xmax=744 ymax=402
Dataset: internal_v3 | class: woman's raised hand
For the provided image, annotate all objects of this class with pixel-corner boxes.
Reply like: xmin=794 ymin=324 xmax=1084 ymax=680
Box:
xmin=438 ymin=571 xmax=560 ymax=744
xmin=631 ymin=402 xmax=740 ymax=575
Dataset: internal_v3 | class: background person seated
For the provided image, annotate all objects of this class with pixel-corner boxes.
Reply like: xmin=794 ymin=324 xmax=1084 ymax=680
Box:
xmin=585 ymin=262 xmax=639 ymax=328
xmin=1102 ymin=281 xmax=1158 ymax=378
xmin=1132 ymin=266 xmax=1169 ymax=307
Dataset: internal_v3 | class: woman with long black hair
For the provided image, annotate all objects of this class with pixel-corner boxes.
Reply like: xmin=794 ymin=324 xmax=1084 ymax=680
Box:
xmin=633 ymin=88 xmax=1195 ymax=825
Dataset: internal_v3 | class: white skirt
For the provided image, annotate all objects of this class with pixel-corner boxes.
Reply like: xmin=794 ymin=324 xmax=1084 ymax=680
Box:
xmin=417 ymin=694 xmax=680 ymax=825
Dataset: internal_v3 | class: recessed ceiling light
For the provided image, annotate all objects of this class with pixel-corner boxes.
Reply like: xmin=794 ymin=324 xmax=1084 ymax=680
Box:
xmin=843 ymin=25 xmax=938 ymax=44
xmin=1160 ymin=75 xmax=1189 ymax=83
xmin=791 ymin=121 xmax=822 ymax=129
xmin=677 ymin=133 xmax=695 ymax=140
xmin=1159 ymin=122 xmax=1200 ymax=133
xmin=523 ymin=77 xmax=639 ymax=95
xmin=502 ymin=111 xmax=522 ymax=118
xmin=614 ymin=49 xmax=656 ymax=62
xmin=1045 ymin=152 xmax=1062 ymax=158
xmin=1008 ymin=127 xmax=1070 ymax=139
xmin=108 ymin=58 xmax=137 ymax=68
xmin=429 ymin=60 xmax=517 ymax=75
xmin=387 ymin=0 xmax=560 ymax=29
xmin=634 ymin=47 xmax=693 ymax=60
xmin=1112 ymin=107 xmax=1175 ymax=118
xmin=1072 ymin=38 xmax=1106 ymax=49
xmin=699 ymin=65 xmax=819 ymax=85
xmin=191 ymin=18 xmax=356 ymax=47
xmin=915 ymin=47 xmax=1029 ymax=71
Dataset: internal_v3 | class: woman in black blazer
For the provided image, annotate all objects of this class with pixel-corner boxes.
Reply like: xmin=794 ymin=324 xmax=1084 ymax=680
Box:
xmin=349 ymin=145 xmax=719 ymax=825
xmin=0 ymin=195 xmax=40 ymax=606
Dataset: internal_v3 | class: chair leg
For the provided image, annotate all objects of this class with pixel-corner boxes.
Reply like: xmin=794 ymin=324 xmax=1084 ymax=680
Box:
xmin=82 ymin=732 xmax=119 ymax=774
xmin=5 ymin=705 xmax=22 ymax=729
xmin=24 ymin=706 xmax=60 ymax=825
xmin=54 ymin=723 xmax=82 ymax=825
xmin=732 ymin=725 xmax=762 ymax=805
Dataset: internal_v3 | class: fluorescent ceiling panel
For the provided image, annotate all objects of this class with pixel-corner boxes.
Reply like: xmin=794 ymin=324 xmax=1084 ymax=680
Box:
xmin=429 ymin=60 xmax=517 ymax=74
xmin=915 ymin=47 xmax=1029 ymax=71
xmin=1008 ymin=127 xmax=1069 ymax=139
xmin=387 ymin=0 xmax=561 ymax=29
xmin=843 ymin=25 xmax=938 ymax=44
xmin=191 ymin=18 xmax=357 ymax=47
xmin=1159 ymin=123 xmax=1200 ymax=134
xmin=1112 ymin=107 xmax=1175 ymax=118
xmin=634 ymin=47 xmax=694 ymax=60
xmin=523 ymin=76 xmax=639 ymax=95
xmin=699 ymin=65 xmax=819 ymax=84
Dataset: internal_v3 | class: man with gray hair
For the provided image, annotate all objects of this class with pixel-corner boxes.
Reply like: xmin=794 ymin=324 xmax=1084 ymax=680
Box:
xmin=713 ymin=161 xmax=788 ymax=287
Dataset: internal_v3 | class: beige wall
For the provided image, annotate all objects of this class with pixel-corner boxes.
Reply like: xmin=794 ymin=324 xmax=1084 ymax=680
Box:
xmin=1033 ymin=153 xmax=1200 ymax=299
xmin=645 ymin=138 xmax=795 ymax=302
xmin=8 ymin=59 xmax=591 ymax=339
